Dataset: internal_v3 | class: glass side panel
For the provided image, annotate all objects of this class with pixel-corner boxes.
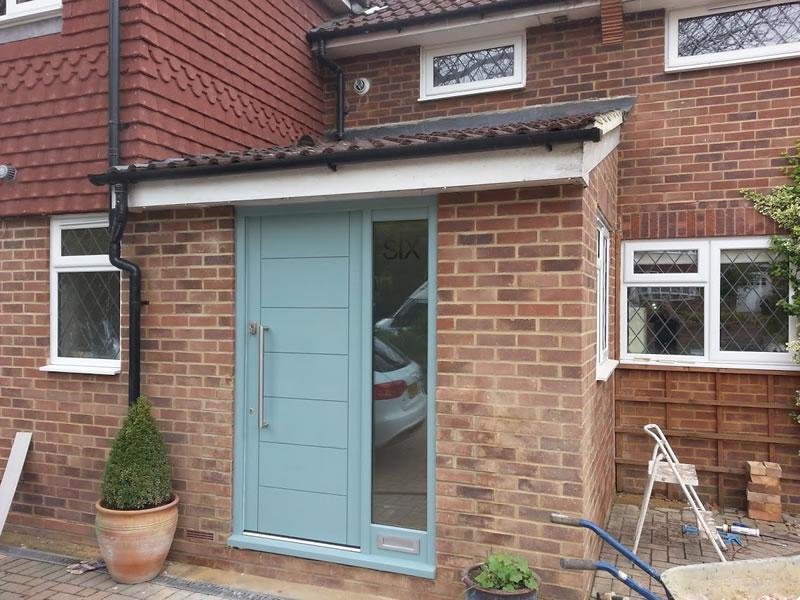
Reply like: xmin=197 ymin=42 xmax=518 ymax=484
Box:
xmin=61 ymin=226 xmax=110 ymax=256
xmin=372 ymin=219 xmax=428 ymax=531
xmin=633 ymin=249 xmax=698 ymax=275
xmin=719 ymin=248 xmax=788 ymax=352
xmin=627 ymin=287 xmax=705 ymax=355
xmin=58 ymin=271 xmax=121 ymax=359
xmin=433 ymin=44 xmax=514 ymax=87
xmin=678 ymin=2 xmax=800 ymax=57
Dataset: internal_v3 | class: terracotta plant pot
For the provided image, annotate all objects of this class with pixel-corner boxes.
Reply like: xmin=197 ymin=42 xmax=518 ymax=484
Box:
xmin=462 ymin=564 xmax=538 ymax=600
xmin=95 ymin=494 xmax=179 ymax=584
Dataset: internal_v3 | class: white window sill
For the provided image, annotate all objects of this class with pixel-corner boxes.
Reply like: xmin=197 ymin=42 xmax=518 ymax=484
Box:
xmin=40 ymin=364 xmax=121 ymax=376
xmin=596 ymin=359 xmax=619 ymax=381
xmin=418 ymin=81 xmax=525 ymax=102
xmin=620 ymin=358 xmax=800 ymax=372
xmin=0 ymin=6 xmax=61 ymax=29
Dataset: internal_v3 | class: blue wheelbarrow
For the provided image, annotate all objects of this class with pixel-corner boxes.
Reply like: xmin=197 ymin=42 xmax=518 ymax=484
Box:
xmin=550 ymin=513 xmax=800 ymax=600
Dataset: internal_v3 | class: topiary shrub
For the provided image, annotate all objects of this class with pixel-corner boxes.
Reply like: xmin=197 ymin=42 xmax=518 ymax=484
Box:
xmin=101 ymin=397 xmax=172 ymax=510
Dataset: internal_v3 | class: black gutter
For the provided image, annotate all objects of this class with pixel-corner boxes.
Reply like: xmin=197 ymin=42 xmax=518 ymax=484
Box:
xmin=89 ymin=126 xmax=602 ymax=186
xmin=317 ymin=40 xmax=345 ymax=140
xmin=307 ymin=0 xmax=558 ymax=42
xmin=107 ymin=0 xmax=142 ymax=407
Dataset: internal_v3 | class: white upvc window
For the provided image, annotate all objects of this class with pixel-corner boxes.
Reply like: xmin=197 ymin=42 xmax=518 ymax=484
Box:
xmin=42 ymin=214 xmax=121 ymax=376
xmin=419 ymin=33 xmax=526 ymax=101
xmin=665 ymin=1 xmax=800 ymax=72
xmin=621 ymin=237 xmax=796 ymax=369
xmin=596 ymin=217 xmax=611 ymax=366
xmin=0 ymin=0 xmax=62 ymax=26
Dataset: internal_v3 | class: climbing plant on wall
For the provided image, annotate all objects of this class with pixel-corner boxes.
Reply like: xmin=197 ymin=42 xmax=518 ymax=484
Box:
xmin=744 ymin=139 xmax=800 ymax=424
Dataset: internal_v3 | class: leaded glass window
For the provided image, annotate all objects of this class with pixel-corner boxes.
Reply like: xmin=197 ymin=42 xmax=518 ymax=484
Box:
xmin=49 ymin=215 xmax=121 ymax=372
xmin=719 ymin=248 xmax=788 ymax=352
xmin=433 ymin=45 xmax=514 ymax=87
xmin=420 ymin=33 xmax=525 ymax=100
xmin=678 ymin=2 xmax=800 ymax=56
xmin=627 ymin=287 xmax=705 ymax=356
xmin=667 ymin=3 xmax=800 ymax=71
xmin=633 ymin=249 xmax=698 ymax=275
xmin=622 ymin=239 xmax=794 ymax=367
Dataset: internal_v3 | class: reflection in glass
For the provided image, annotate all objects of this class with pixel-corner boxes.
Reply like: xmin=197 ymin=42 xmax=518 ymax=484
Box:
xmin=372 ymin=220 xmax=428 ymax=531
xmin=58 ymin=271 xmax=121 ymax=359
xmin=719 ymin=249 xmax=788 ymax=352
xmin=433 ymin=45 xmax=514 ymax=87
xmin=627 ymin=287 xmax=704 ymax=356
xmin=678 ymin=2 xmax=800 ymax=57
xmin=62 ymin=226 xmax=110 ymax=256
xmin=633 ymin=249 xmax=698 ymax=275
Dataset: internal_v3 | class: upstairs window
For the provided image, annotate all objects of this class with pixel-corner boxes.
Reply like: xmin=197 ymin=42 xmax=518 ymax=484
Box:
xmin=621 ymin=238 xmax=795 ymax=369
xmin=419 ymin=33 xmax=526 ymax=101
xmin=666 ymin=1 xmax=800 ymax=71
xmin=0 ymin=0 xmax=61 ymax=23
xmin=44 ymin=215 xmax=121 ymax=375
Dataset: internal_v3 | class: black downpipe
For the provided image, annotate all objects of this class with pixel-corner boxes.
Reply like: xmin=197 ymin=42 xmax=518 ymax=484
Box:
xmin=317 ymin=40 xmax=345 ymax=141
xmin=107 ymin=0 xmax=142 ymax=406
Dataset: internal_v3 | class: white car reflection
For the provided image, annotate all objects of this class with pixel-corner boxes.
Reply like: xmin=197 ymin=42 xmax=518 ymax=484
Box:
xmin=373 ymin=337 xmax=426 ymax=447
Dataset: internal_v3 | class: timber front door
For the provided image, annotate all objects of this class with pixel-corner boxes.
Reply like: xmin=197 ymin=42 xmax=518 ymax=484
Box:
xmin=234 ymin=203 xmax=435 ymax=576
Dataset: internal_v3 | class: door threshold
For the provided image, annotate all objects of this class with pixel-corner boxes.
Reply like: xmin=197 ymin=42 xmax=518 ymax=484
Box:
xmin=242 ymin=531 xmax=360 ymax=552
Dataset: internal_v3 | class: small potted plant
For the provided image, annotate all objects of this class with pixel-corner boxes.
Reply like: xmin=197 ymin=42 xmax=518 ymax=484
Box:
xmin=94 ymin=397 xmax=179 ymax=584
xmin=462 ymin=553 xmax=539 ymax=599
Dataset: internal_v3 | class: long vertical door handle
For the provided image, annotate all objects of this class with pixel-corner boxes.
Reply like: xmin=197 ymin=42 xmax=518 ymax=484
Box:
xmin=258 ymin=325 xmax=270 ymax=428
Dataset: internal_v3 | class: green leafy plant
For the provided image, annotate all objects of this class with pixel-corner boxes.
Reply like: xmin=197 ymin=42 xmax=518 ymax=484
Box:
xmin=473 ymin=553 xmax=539 ymax=593
xmin=744 ymin=139 xmax=800 ymax=424
xmin=101 ymin=397 xmax=172 ymax=510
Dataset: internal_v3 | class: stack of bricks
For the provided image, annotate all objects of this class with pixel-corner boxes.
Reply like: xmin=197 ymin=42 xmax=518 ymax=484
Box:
xmin=746 ymin=461 xmax=783 ymax=523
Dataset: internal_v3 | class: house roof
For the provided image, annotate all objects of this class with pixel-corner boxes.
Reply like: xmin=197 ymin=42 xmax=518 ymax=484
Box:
xmin=89 ymin=111 xmax=621 ymax=185
xmin=307 ymin=0 xmax=557 ymax=41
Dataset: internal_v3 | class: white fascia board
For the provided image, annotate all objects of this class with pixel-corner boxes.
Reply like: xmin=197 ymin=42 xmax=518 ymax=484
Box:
xmin=622 ymin=0 xmax=698 ymax=13
xmin=128 ymin=144 xmax=586 ymax=210
xmin=324 ymin=1 xmax=601 ymax=59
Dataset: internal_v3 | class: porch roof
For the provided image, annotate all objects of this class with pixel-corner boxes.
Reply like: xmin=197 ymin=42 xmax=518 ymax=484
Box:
xmin=89 ymin=111 xmax=620 ymax=187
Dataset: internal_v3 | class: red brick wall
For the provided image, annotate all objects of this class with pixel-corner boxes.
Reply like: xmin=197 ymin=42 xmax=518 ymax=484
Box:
xmin=0 ymin=0 xmax=109 ymax=217
xmin=616 ymin=367 xmax=800 ymax=512
xmin=323 ymin=10 xmax=800 ymax=239
xmin=0 ymin=208 xmax=235 ymax=544
xmin=121 ymin=0 xmax=331 ymax=163
xmin=1 ymin=0 xmax=331 ymax=218
xmin=582 ymin=153 xmax=618 ymax=534
xmin=0 ymin=176 xmax=614 ymax=599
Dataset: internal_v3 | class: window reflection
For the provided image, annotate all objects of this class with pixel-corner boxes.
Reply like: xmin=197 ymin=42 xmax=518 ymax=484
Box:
xmin=372 ymin=220 xmax=428 ymax=531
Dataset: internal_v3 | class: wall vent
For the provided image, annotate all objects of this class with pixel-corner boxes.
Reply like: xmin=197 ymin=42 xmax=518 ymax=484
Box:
xmin=186 ymin=529 xmax=214 ymax=542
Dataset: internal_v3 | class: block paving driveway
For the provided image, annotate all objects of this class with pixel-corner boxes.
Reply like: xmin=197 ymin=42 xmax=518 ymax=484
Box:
xmin=591 ymin=502 xmax=800 ymax=599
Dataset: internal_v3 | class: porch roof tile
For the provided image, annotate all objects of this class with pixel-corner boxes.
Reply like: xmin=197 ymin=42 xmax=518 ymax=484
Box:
xmin=106 ymin=113 xmax=597 ymax=175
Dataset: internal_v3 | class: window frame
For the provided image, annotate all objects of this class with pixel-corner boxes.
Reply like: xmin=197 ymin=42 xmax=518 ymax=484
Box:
xmin=0 ymin=0 xmax=61 ymax=27
xmin=621 ymin=237 xmax=796 ymax=369
xmin=596 ymin=216 xmax=611 ymax=367
xmin=419 ymin=32 xmax=526 ymax=101
xmin=665 ymin=1 xmax=800 ymax=72
xmin=45 ymin=214 xmax=121 ymax=375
